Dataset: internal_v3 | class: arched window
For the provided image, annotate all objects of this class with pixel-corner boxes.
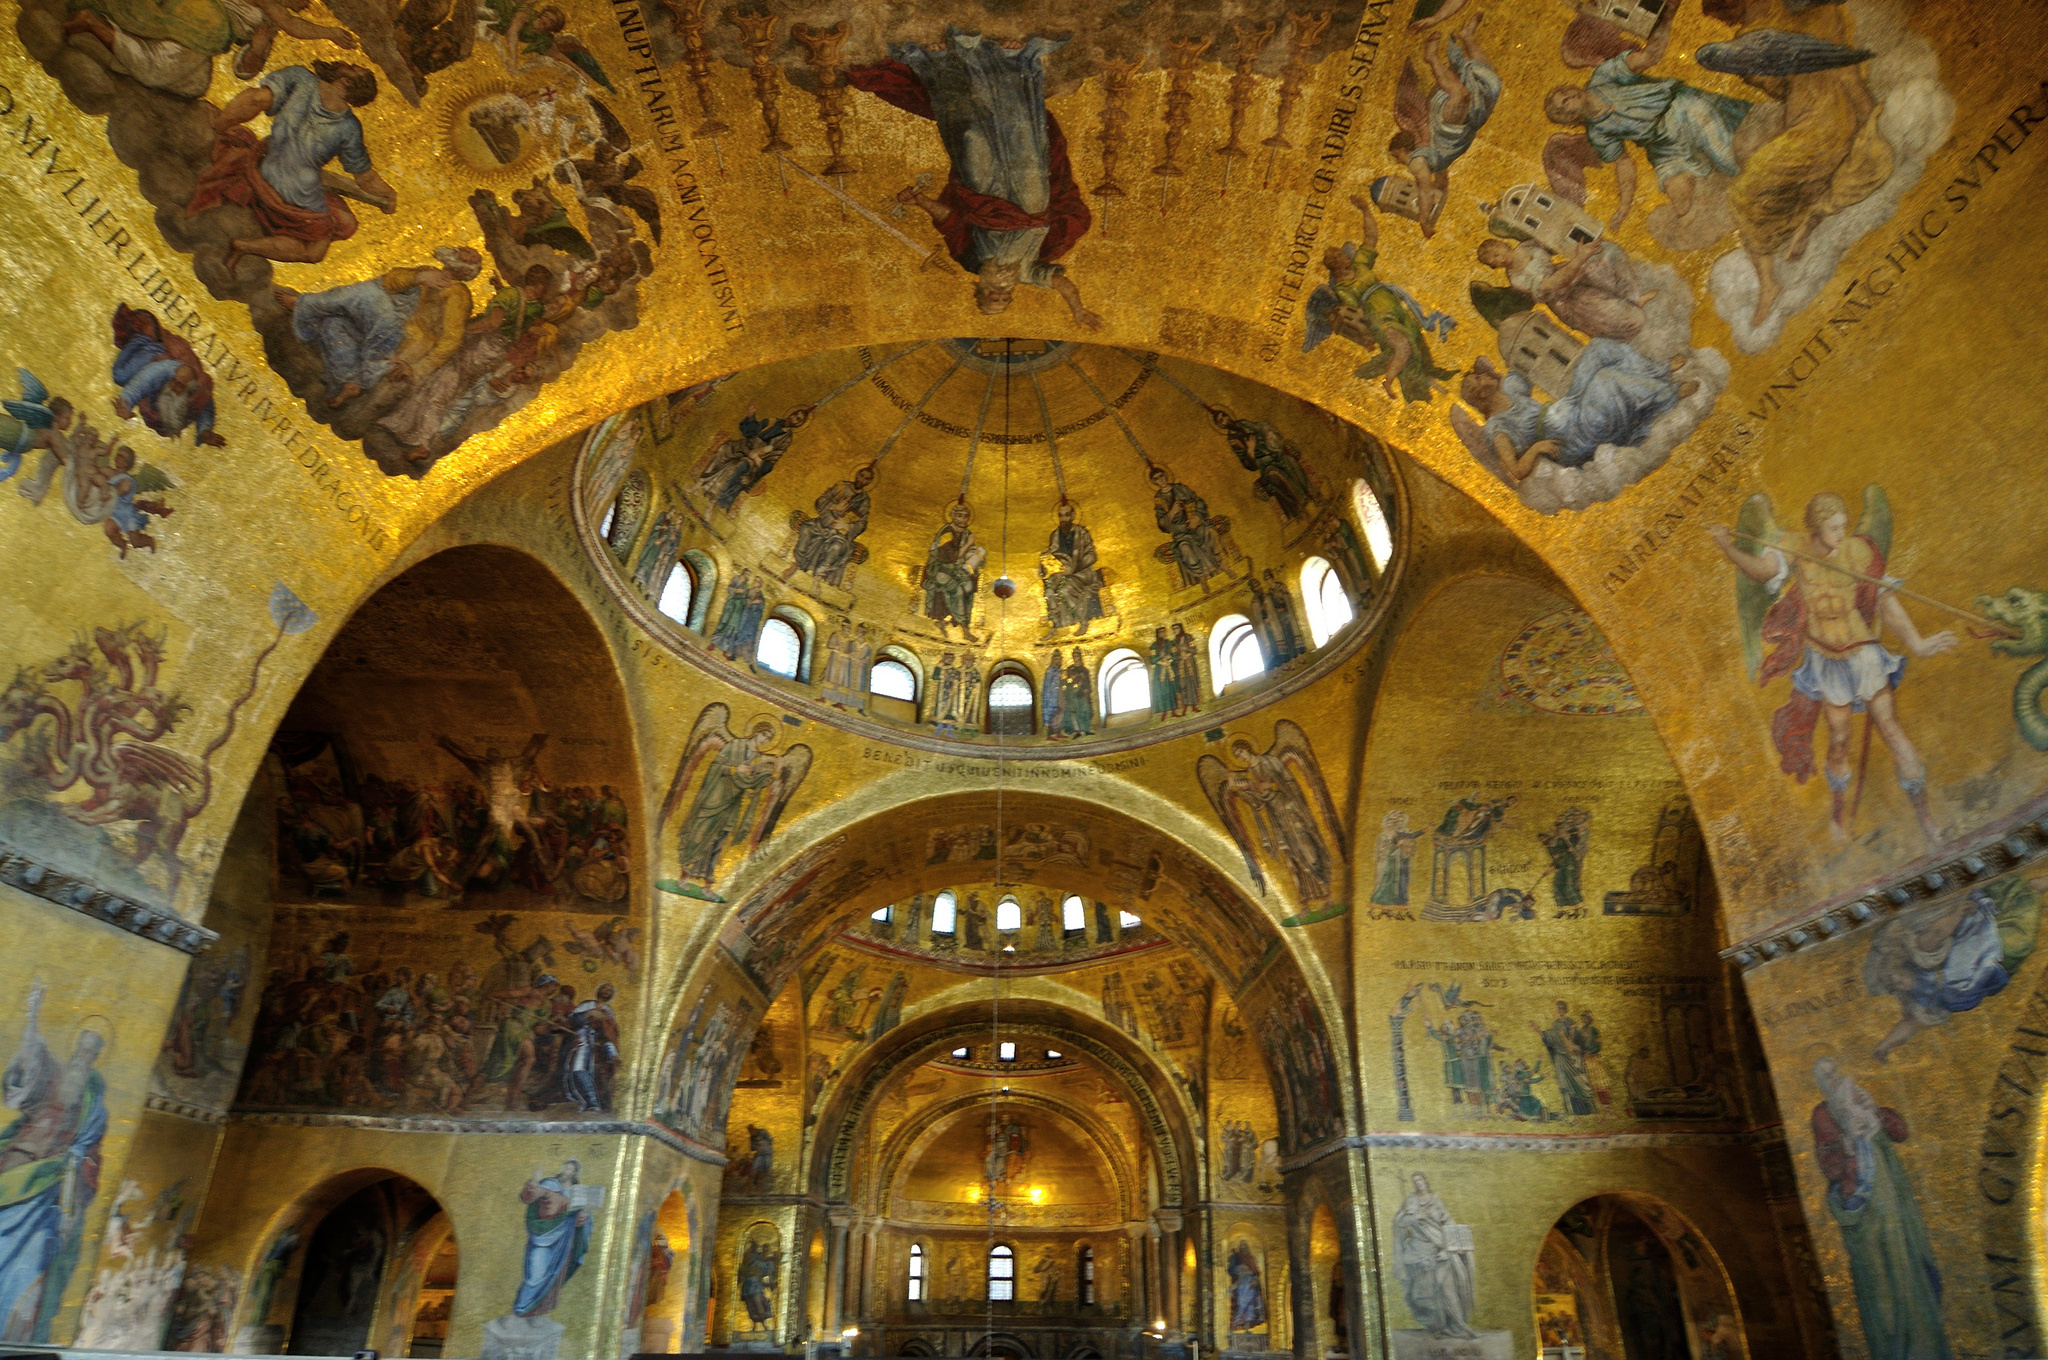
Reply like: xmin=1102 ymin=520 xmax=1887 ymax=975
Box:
xmin=931 ymin=891 xmax=958 ymax=936
xmin=656 ymin=561 xmax=695 ymax=627
xmin=998 ymin=1042 xmax=1017 ymax=1062
xmin=676 ymin=549 xmax=717 ymax=631
xmin=1061 ymin=895 xmax=1086 ymax=932
xmin=996 ymin=895 xmax=1022 ymax=932
xmin=908 ymin=1243 xmax=926 ymax=1302
xmin=1301 ymin=556 xmax=1354 ymax=647
xmin=1078 ymin=1245 xmax=1095 ymax=1305
xmin=1353 ymin=479 xmax=1393 ymax=571
xmin=1097 ymin=648 xmax=1148 ymax=717
xmin=987 ymin=1244 xmax=1015 ymax=1301
xmin=756 ymin=617 xmax=802 ymax=678
xmin=598 ymin=502 xmax=615 ymax=539
xmin=986 ymin=667 xmax=1034 ymax=738
xmin=871 ymin=658 xmax=916 ymax=702
xmin=1209 ymin=614 xmax=1264 ymax=692
xmin=870 ymin=905 xmax=893 ymax=923
xmin=605 ymin=469 xmax=648 ymax=561
xmin=1119 ymin=910 xmax=1142 ymax=930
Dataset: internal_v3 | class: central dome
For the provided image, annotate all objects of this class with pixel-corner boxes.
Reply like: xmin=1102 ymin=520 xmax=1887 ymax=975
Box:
xmin=577 ymin=340 xmax=1402 ymax=753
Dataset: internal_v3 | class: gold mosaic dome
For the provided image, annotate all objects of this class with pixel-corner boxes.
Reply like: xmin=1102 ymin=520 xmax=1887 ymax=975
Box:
xmin=575 ymin=339 xmax=1403 ymax=751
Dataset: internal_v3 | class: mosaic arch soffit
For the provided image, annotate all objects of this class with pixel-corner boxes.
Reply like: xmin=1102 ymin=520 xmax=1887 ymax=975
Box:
xmin=872 ymin=1087 xmax=1144 ymax=1221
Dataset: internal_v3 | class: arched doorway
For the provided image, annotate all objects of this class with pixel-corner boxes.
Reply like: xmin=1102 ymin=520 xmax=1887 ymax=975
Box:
xmin=967 ymin=1331 xmax=1035 ymax=1359
xmin=1533 ymin=1194 xmax=1744 ymax=1360
xmin=282 ymin=1175 xmax=455 ymax=1357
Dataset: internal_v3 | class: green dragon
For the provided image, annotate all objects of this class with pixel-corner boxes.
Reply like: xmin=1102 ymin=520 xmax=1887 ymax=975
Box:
xmin=1978 ymin=586 xmax=2048 ymax=751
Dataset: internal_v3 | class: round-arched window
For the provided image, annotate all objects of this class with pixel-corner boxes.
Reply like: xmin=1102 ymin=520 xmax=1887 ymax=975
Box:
xmin=871 ymin=658 xmax=916 ymax=701
xmin=931 ymin=891 xmax=958 ymax=936
xmin=1209 ymin=614 xmax=1264 ymax=692
xmin=988 ymin=674 xmax=1032 ymax=708
xmin=908 ymin=1243 xmax=926 ymax=1302
xmin=657 ymin=561 xmax=695 ymax=626
xmin=996 ymin=895 xmax=1022 ymax=932
xmin=1097 ymin=648 xmax=1148 ymax=716
xmin=1062 ymin=894 xmax=1086 ymax=931
xmin=756 ymin=617 xmax=801 ymax=678
xmin=1301 ymin=556 xmax=1354 ymax=647
xmin=1353 ymin=479 xmax=1393 ymax=571
xmin=987 ymin=1244 xmax=1015 ymax=1300
xmin=986 ymin=669 xmax=1035 ymax=737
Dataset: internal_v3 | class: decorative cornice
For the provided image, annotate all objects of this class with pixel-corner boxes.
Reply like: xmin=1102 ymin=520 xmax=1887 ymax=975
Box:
xmin=224 ymin=1110 xmax=729 ymax=1163
xmin=1723 ymin=803 xmax=2048 ymax=972
xmin=0 ymin=846 xmax=217 ymax=955
xmin=1357 ymin=1125 xmax=1786 ymax=1153
xmin=1278 ymin=1134 xmax=1360 ymax=1174
xmin=145 ymin=1093 xmax=229 ymax=1125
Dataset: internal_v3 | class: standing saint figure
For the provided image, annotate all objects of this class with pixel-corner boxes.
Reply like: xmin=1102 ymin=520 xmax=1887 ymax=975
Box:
xmin=1039 ymin=500 xmax=1105 ymax=636
xmin=1147 ymin=627 xmax=1180 ymax=717
xmin=1151 ymin=465 xmax=1230 ymax=590
xmin=738 ymin=1235 xmax=780 ymax=1330
xmin=787 ymin=465 xmax=874 ymax=590
xmin=512 ymin=1161 xmax=594 ymax=1318
xmin=848 ymin=32 xmax=1102 ymax=327
xmin=1532 ymin=1001 xmax=1597 ymax=1116
xmin=923 ymin=501 xmax=985 ymax=641
xmin=0 ymin=985 xmax=108 ymax=1343
xmin=1710 ymin=488 xmax=1956 ymax=842
xmin=1392 ymin=1173 xmax=1478 ymax=1338
xmin=1537 ymin=806 xmax=1592 ymax=907
xmin=1371 ymin=810 xmax=1423 ymax=906
xmin=1227 ymin=1241 xmax=1266 ymax=1331
xmin=1811 ymin=1058 xmax=1951 ymax=1360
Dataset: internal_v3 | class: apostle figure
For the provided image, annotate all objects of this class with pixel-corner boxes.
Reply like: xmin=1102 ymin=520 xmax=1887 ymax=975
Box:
xmin=512 ymin=1161 xmax=593 ymax=1318
xmin=1039 ymin=500 xmax=1105 ymax=635
xmin=1371 ymin=810 xmax=1423 ymax=906
xmin=788 ymin=465 xmax=874 ymax=589
xmin=1392 ymin=1173 xmax=1478 ymax=1338
xmin=848 ymin=31 xmax=1102 ymax=327
xmin=1812 ymin=1058 xmax=1951 ymax=1360
xmin=738 ymin=1235 xmax=780 ymax=1329
xmin=1151 ymin=466 xmax=1229 ymax=589
xmin=923 ymin=501 xmax=984 ymax=641
xmin=696 ymin=406 xmax=812 ymax=515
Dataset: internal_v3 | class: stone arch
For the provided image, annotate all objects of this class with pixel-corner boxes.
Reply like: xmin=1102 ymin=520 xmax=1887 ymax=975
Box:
xmin=872 ymin=1088 xmax=1143 ymax=1222
xmin=818 ymin=1007 xmax=1191 ymax=1206
xmin=1533 ymin=1193 xmax=1748 ymax=1360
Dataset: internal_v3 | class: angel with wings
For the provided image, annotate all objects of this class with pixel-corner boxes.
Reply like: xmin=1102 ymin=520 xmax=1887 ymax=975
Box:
xmin=1197 ymin=720 xmax=1348 ymax=904
xmin=1304 ymin=194 xmax=1456 ymax=403
xmin=1708 ymin=487 xmax=1956 ymax=842
xmin=0 ymin=370 xmax=75 ymax=490
xmin=659 ymin=705 xmax=814 ymax=893
xmin=1383 ymin=15 xmax=1501 ymax=238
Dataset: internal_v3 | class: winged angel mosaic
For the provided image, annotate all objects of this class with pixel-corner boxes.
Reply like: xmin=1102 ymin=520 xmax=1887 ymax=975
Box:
xmin=656 ymin=704 xmax=813 ymax=902
xmin=1197 ymin=720 xmax=1350 ymax=924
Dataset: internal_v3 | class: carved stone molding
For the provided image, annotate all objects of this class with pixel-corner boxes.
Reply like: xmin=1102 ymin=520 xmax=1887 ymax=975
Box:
xmin=1723 ymin=805 xmax=2048 ymax=972
xmin=0 ymin=845 xmax=217 ymax=955
xmin=224 ymin=1110 xmax=728 ymax=1164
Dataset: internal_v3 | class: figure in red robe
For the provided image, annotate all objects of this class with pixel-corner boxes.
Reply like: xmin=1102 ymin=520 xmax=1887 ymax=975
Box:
xmin=846 ymin=32 xmax=1103 ymax=327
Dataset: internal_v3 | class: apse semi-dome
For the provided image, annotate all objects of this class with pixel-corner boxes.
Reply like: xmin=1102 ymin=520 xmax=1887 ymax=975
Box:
xmin=575 ymin=339 xmax=1405 ymax=754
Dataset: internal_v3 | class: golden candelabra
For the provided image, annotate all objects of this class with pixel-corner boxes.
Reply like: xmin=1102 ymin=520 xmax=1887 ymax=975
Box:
xmin=1151 ymin=34 xmax=1212 ymax=178
xmin=792 ymin=20 xmax=853 ymax=175
xmin=1216 ymin=19 xmax=1276 ymax=159
xmin=730 ymin=7 xmax=791 ymax=154
xmin=659 ymin=0 xmax=730 ymax=137
xmin=1092 ymin=54 xmax=1144 ymax=198
xmin=1262 ymin=10 xmax=1332 ymax=150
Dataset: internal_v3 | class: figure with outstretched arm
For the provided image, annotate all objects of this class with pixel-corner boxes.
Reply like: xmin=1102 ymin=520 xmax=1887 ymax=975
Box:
xmin=1706 ymin=490 xmax=1957 ymax=841
xmin=846 ymin=33 xmax=1100 ymax=326
xmin=186 ymin=62 xmax=397 ymax=271
xmin=1304 ymin=194 xmax=1455 ymax=402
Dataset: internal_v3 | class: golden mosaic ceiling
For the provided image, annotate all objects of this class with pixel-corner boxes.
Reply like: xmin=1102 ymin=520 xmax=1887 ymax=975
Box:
xmin=575 ymin=340 xmax=1400 ymax=749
